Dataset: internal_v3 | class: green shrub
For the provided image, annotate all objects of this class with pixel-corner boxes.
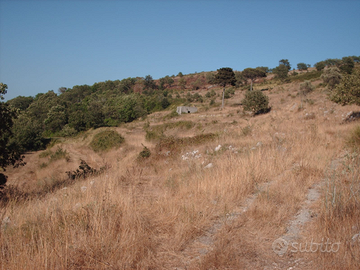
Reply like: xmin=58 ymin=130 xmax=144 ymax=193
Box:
xmin=50 ymin=147 xmax=70 ymax=162
xmin=321 ymin=67 xmax=342 ymax=89
xmin=241 ymin=90 xmax=270 ymax=115
xmin=330 ymin=66 xmax=360 ymax=105
xmin=138 ymin=146 xmax=151 ymax=159
xmin=299 ymin=80 xmax=315 ymax=96
xmin=90 ymin=130 xmax=124 ymax=152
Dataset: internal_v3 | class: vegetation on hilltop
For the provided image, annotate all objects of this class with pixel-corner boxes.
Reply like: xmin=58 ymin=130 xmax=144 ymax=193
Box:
xmin=1 ymin=55 xmax=359 ymax=157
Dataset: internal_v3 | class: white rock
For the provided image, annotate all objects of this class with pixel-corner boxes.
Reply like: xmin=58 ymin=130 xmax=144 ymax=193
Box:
xmin=215 ymin=145 xmax=221 ymax=152
xmin=1 ymin=216 xmax=11 ymax=228
xmin=204 ymin=163 xmax=213 ymax=169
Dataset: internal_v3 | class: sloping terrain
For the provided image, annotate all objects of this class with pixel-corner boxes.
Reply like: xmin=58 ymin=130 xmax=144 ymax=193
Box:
xmin=1 ymin=77 xmax=360 ymax=269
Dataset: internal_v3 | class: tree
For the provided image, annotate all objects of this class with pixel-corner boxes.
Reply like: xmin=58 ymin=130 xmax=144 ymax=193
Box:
xmin=143 ymin=75 xmax=157 ymax=90
xmin=0 ymin=83 xmax=25 ymax=189
xmin=297 ymin=63 xmax=310 ymax=71
xmin=242 ymin=90 xmax=270 ymax=115
xmin=273 ymin=64 xmax=289 ymax=80
xmin=44 ymin=105 xmax=67 ymax=133
xmin=58 ymin=87 xmax=67 ymax=94
xmin=242 ymin=68 xmax=267 ymax=91
xmin=279 ymin=59 xmax=291 ymax=71
xmin=321 ymin=67 xmax=342 ymax=89
xmin=340 ymin=56 xmax=355 ymax=74
xmin=6 ymin=96 xmax=34 ymax=111
xmin=315 ymin=61 xmax=326 ymax=71
xmin=330 ymin=66 xmax=360 ymax=105
xmin=214 ymin=67 xmax=236 ymax=108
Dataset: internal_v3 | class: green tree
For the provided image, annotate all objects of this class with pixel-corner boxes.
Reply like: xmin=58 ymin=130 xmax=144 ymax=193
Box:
xmin=330 ymin=66 xmax=360 ymax=105
xmin=242 ymin=68 xmax=267 ymax=91
xmin=242 ymin=90 xmax=270 ymax=115
xmin=214 ymin=67 xmax=236 ymax=108
xmin=0 ymin=83 xmax=25 ymax=188
xmin=315 ymin=61 xmax=326 ymax=71
xmin=7 ymin=96 xmax=34 ymax=111
xmin=340 ymin=56 xmax=355 ymax=74
xmin=279 ymin=59 xmax=291 ymax=71
xmin=297 ymin=63 xmax=310 ymax=71
xmin=44 ymin=105 xmax=67 ymax=133
xmin=273 ymin=64 xmax=289 ymax=80
xmin=143 ymin=75 xmax=157 ymax=90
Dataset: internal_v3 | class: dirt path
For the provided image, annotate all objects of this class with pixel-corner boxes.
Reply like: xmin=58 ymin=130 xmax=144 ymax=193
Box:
xmin=174 ymin=168 xmax=293 ymax=269
xmin=173 ymin=152 xmax=346 ymax=270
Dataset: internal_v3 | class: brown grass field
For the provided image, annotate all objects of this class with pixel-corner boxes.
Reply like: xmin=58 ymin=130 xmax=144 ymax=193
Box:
xmin=1 ymin=75 xmax=360 ymax=269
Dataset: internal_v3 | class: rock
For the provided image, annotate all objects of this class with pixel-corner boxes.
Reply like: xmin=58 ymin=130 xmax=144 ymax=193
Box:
xmin=1 ymin=216 xmax=11 ymax=229
xmin=81 ymin=186 xmax=87 ymax=193
xmin=204 ymin=163 xmax=213 ymax=169
xmin=215 ymin=145 xmax=221 ymax=152
xmin=256 ymin=141 xmax=263 ymax=147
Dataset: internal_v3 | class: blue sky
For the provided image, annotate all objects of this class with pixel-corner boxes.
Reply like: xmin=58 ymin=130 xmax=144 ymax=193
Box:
xmin=1 ymin=0 xmax=359 ymax=101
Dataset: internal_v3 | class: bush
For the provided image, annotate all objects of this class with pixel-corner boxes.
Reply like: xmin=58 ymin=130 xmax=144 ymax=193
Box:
xmin=90 ymin=130 xmax=124 ymax=152
xmin=50 ymin=147 xmax=70 ymax=162
xmin=330 ymin=66 xmax=360 ymax=105
xmin=321 ymin=67 xmax=342 ymax=89
xmin=242 ymin=90 xmax=270 ymax=115
xmin=300 ymin=80 xmax=315 ymax=96
xmin=138 ymin=146 xmax=151 ymax=159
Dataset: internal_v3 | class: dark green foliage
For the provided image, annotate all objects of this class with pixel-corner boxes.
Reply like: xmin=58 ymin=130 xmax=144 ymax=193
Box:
xmin=279 ymin=59 xmax=291 ymax=71
xmin=143 ymin=75 xmax=157 ymax=90
xmin=315 ymin=61 xmax=326 ymax=71
xmin=214 ymin=67 xmax=236 ymax=87
xmin=0 ymin=173 xmax=7 ymax=189
xmin=66 ymin=160 xmax=98 ymax=180
xmin=273 ymin=64 xmax=289 ymax=80
xmin=0 ymin=83 xmax=25 ymax=188
xmin=242 ymin=68 xmax=267 ymax=82
xmin=256 ymin=66 xmax=269 ymax=73
xmin=242 ymin=90 xmax=270 ymax=115
xmin=90 ymin=130 xmax=124 ymax=152
xmin=330 ymin=66 xmax=360 ymax=105
xmin=161 ymin=97 xmax=170 ymax=109
xmin=138 ymin=146 xmax=151 ymax=159
xmin=6 ymin=96 xmax=34 ymax=111
xmin=340 ymin=56 xmax=355 ymax=74
xmin=297 ymin=63 xmax=310 ymax=71
xmin=159 ymin=76 xmax=174 ymax=90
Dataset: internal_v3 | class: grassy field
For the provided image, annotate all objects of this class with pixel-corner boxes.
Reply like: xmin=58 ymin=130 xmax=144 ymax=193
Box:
xmin=1 ymin=76 xmax=360 ymax=269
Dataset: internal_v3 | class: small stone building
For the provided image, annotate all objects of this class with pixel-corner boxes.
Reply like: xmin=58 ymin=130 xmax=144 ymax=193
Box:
xmin=176 ymin=106 xmax=198 ymax=115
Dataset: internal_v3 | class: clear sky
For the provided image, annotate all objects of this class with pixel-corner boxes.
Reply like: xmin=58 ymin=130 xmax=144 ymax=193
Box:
xmin=0 ymin=0 xmax=359 ymax=101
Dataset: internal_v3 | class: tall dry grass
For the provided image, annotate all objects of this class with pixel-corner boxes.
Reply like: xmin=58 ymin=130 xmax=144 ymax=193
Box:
xmin=1 ymin=84 xmax=359 ymax=269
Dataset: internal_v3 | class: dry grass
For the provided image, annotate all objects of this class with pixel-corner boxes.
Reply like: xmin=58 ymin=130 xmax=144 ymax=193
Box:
xmin=1 ymin=81 xmax=360 ymax=269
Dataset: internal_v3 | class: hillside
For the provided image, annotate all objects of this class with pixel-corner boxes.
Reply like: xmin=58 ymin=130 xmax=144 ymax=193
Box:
xmin=1 ymin=64 xmax=360 ymax=269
